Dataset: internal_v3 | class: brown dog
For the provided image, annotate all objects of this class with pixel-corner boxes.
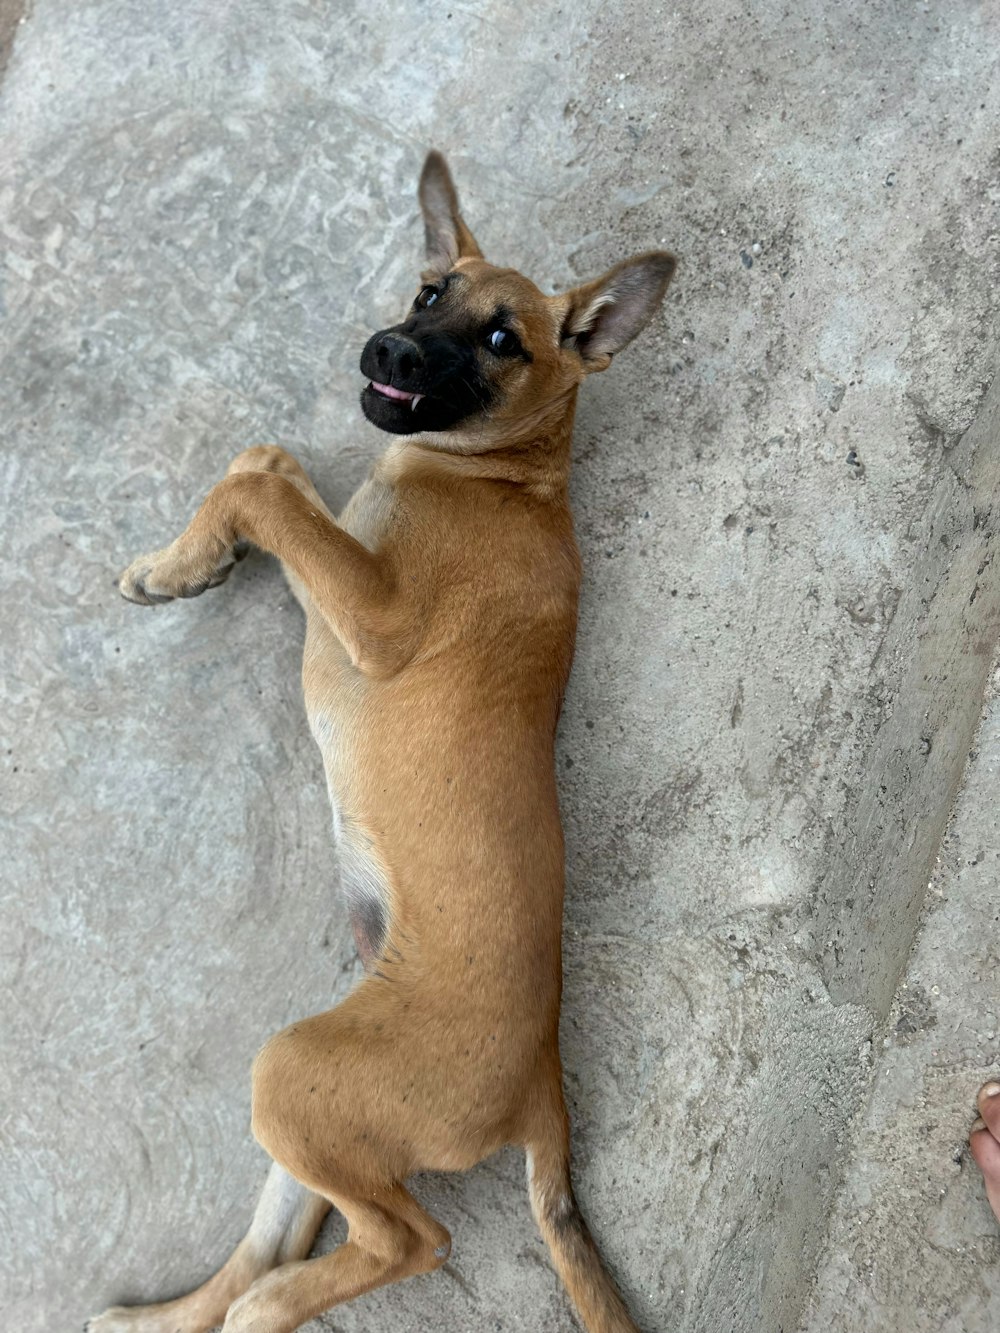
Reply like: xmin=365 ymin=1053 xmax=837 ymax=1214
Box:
xmin=88 ymin=153 xmax=675 ymax=1333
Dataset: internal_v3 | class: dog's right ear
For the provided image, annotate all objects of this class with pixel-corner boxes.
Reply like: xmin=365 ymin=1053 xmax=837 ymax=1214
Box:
xmin=419 ymin=151 xmax=483 ymax=275
xmin=559 ymin=251 xmax=677 ymax=373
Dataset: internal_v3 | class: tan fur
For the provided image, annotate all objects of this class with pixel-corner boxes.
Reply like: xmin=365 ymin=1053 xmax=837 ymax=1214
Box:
xmin=89 ymin=153 xmax=674 ymax=1333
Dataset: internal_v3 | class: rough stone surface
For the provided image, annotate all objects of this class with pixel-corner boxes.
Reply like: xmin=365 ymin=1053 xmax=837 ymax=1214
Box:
xmin=803 ymin=670 xmax=1000 ymax=1333
xmin=2 ymin=3 xmax=999 ymax=1332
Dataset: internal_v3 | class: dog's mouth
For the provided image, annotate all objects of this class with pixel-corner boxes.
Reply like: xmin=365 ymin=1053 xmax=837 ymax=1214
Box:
xmin=368 ymin=380 xmax=425 ymax=412
xmin=359 ymin=329 xmax=491 ymax=435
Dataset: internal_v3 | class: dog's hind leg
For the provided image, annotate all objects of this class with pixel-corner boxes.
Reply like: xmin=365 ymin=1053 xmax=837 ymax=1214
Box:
xmin=221 ymin=1179 xmax=450 ymax=1333
xmin=86 ymin=1162 xmax=330 ymax=1333
xmin=221 ymin=1000 xmax=455 ymax=1331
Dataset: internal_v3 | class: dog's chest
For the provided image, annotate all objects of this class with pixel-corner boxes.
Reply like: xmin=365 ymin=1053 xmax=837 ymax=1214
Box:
xmin=305 ymin=469 xmax=398 ymax=965
xmin=338 ymin=471 xmax=394 ymax=553
xmin=304 ymin=469 xmax=396 ymax=742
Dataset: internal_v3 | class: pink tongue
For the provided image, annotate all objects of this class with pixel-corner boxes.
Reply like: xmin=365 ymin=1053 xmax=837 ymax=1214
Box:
xmin=371 ymin=380 xmax=415 ymax=402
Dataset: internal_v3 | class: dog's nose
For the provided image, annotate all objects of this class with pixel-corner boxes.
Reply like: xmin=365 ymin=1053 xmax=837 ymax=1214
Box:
xmin=374 ymin=333 xmax=424 ymax=385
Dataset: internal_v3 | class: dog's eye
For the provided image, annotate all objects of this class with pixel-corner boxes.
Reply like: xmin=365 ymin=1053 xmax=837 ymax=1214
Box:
xmin=415 ymin=285 xmax=440 ymax=309
xmin=487 ymin=328 xmax=520 ymax=357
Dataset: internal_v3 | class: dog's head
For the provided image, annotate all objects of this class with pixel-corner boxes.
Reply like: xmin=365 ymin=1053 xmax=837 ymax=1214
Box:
xmin=360 ymin=152 xmax=676 ymax=444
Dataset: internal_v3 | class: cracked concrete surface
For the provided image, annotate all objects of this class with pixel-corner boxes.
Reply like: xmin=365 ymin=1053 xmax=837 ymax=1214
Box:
xmin=2 ymin=2 xmax=999 ymax=1331
xmin=803 ymin=669 xmax=1000 ymax=1332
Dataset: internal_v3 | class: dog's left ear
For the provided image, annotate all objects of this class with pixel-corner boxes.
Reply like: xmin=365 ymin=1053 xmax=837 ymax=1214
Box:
xmin=560 ymin=251 xmax=677 ymax=372
xmin=419 ymin=151 xmax=483 ymax=274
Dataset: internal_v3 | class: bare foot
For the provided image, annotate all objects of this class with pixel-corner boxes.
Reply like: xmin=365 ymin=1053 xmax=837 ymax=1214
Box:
xmin=969 ymin=1081 xmax=1000 ymax=1221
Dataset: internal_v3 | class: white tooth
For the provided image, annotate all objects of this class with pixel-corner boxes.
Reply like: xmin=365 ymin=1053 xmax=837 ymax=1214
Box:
xmin=410 ymin=394 xmax=424 ymax=411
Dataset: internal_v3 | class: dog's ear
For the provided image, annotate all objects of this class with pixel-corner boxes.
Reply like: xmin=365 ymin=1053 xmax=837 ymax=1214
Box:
xmin=560 ymin=251 xmax=676 ymax=372
xmin=419 ymin=151 xmax=483 ymax=273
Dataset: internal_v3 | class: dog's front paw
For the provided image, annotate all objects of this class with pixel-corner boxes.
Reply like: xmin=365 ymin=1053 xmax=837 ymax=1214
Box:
xmin=118 ymin=539 xmax=249 ymax=607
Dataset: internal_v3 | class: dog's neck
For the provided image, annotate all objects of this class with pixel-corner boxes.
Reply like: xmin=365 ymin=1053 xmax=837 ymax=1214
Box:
xmin=382 ymin=385 xmax=579 ymax=497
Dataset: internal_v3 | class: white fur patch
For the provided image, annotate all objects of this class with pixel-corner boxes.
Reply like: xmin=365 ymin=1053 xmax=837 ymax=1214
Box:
xmin=338 ymin=820 xmax=390 ymax=962
xmin=248 ymin=1163 xmax=323 ymax=1264
xmin=308 ymin=711 xmax=335 ymax=747
xmin=340 ymin=474 xmax=393 ymax=553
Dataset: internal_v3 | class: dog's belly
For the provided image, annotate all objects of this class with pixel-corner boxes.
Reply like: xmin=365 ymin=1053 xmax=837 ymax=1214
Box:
xmin=297 ymin=471 xmax=401 ymax=966
xmin=306 ymin=671 xmax=390 ymax=969
xmin=302 ymin=464 xmax=565 ymax=985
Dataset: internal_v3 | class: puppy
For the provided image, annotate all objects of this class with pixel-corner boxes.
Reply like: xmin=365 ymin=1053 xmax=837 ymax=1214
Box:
xmin=90 ymin=152 xmax=675 ymax=1333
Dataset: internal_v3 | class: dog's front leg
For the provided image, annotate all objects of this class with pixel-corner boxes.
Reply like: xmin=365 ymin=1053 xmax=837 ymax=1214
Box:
xmin=119 ymin=466 xmax=412 ymax=675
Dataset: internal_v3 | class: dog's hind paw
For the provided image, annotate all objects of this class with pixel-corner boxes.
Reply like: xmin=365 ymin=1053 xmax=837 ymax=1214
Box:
xmin=86 ymin=1303 xmax=197 ymax=1333
xmin=84 ymin=1310 xmax=139 ymax=1332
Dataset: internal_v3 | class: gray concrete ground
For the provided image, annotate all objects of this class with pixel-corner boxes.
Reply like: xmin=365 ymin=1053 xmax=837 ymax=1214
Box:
xmin=803 ymin=670 xmax=1000 ymax=1332
xmin=2 ymin=2 xmax=999 ymax=1331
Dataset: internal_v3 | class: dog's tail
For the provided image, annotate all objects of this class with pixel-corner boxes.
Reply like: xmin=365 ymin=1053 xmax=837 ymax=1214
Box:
xmin=527 ymin=1116 xmax=642 ymax=1333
